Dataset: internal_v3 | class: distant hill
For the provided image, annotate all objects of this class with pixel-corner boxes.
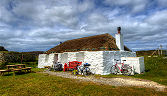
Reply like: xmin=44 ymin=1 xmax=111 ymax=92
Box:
xmin=0 ymin=50 xmax=44 ymax=55
xmin=21 ymin=51 xmax=44 ymax=55
xmin=0 ymin=46 xmax=8 ymax=51
xmin=136 ymin=50 xmax=167 ymax=56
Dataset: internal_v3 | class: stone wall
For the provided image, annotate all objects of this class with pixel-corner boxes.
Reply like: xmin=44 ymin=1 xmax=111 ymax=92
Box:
xmin=0 ymin=53 xmax=5 ymax=64
xmin=0 ymin=52 xmax=37 ymax=64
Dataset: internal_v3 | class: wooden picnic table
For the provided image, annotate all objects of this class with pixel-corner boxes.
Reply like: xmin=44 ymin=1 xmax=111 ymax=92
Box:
xmin=0 ymin=64 xmax=32 ymax=76
xmin=16 ymin=64 xmax=32 ymax=72
xmin=16 ymin=64 xmax=26 ymax=68
xmin=6 ymin=64 xmax=32 ymax=73
xmin=6 ymin=65 xmax=18 ymax=70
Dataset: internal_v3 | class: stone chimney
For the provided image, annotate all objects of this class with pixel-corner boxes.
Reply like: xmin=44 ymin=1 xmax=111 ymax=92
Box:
xmin=115 ymin=27 xmax=124 ymax=51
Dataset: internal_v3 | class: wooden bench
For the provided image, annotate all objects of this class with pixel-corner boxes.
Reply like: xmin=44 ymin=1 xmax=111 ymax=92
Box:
xmin=0 ymin=69 xmax=11 ymax=76
xmin=13 ymin=69 xmax=22 ymax=74
xmin=25 ymin=67 xmax=32 ymax=72
xmin=63 ymin=61 xmax=82 ymax=71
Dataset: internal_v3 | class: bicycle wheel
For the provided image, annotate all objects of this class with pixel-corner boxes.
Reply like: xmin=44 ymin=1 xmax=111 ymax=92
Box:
xmin=83 ymin=67 xmax=90 ymax=76
xmin=122 ymin=64 xmax=132 ymax=76
xmin=77 ymin=66 xmax=83 ymax=75
xmin=110 ymin=65 xmax=119 ymax=75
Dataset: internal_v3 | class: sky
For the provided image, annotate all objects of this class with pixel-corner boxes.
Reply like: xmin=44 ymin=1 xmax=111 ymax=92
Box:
xmin=0 ymin=0 xmax=167 ymax=52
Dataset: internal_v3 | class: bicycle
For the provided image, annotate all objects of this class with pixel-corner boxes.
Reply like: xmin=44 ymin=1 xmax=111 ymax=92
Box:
xmin=110 ymin=59 xmax=132 ymax=76
xmin=72 ymin=65 xmax=79 ymax=75
xmin=82 ymin=63 xmax=91 ymax=76
xmin=72 ymin=63 xmax=91 ymax=76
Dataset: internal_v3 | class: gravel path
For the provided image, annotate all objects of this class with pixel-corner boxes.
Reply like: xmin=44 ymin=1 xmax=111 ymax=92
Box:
xmin=43 ymin=71 xmax=167 ymax=91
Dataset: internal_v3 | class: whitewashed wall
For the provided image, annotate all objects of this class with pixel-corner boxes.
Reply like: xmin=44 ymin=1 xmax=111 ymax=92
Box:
xmin=38 ymin=54 xmax=55 ymax=68
xmin=76 ymin=52 xmax=85 ymax=62
xmin=67 ymin=52 xmax=78 ymax=62
xmin=84 ymin=51 xmax=104 ymax=74
xmin=121 ymin=57 xmax=145 ymax=74
xmin=59 ymin=53 xmax=68 ymax=64
xmin=38 ymin=51 xmax=139 ymax=75
xmin=102 ymin=51 xmax=136 ymax=75
xmin=57 ymin=51 xmax=104 ymax=74
xmin=38 ymin=54 xmax=47 ymax=68
xmin=47 ymin=54 xmax=55 ymax=66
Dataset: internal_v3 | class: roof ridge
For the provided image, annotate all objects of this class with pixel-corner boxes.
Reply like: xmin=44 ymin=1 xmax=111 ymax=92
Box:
xmin=64 ymin=33 xmax=112 ymax=42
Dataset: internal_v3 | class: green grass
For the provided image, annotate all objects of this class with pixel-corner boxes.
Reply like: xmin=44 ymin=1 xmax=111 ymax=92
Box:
xmin=133 ymin=56 xmax=167 ymax=85
xmin=98 ymin=56 xmax=167 ymax=85
xmin=0 ymin=70 xmax=167 ymax=96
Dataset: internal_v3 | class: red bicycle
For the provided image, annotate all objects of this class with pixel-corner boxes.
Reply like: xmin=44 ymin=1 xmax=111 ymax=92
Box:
xmin=110 ymin=60 xmax=132 ymax=76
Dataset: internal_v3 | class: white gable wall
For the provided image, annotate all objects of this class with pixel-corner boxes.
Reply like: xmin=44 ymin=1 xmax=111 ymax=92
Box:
xmin=38 ymin=54 xmax=55 ymax=68
xmin=38 ymin=54 xmax=47 ymax=68
xmin=121 ymin=57 xmax=145 ymax=74
xmin=102 ymin=51 xmax=136 ymax=75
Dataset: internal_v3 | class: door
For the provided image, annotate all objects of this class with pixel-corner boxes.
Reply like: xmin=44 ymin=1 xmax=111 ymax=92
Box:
xmin=54 ymin=54 xmax=58 ymax=63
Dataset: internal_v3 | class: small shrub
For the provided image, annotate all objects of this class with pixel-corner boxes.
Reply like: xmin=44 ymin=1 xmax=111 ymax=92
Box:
xmin=0 ymin=62 xmax=8 ymax=69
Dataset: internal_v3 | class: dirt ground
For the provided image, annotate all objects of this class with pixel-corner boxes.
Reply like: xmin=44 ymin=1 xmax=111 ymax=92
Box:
xmin=43 ymin=71 xmax=167 ymax=91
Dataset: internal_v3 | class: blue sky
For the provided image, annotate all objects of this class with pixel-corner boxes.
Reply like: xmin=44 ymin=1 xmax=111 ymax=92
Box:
xmin=0 ymin=0 xmax=167 ymax=52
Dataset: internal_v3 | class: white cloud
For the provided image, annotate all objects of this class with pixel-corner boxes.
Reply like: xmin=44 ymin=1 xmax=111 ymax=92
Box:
xmin=104 ymin=0 xmax=148 ymax=13
xmin=0 ymin=0 xmax=167 ymax=51
xmin=146 ymin=10 xmax=167 ymax=26
xmin=77 ymin=0 xmax=94 ymax=13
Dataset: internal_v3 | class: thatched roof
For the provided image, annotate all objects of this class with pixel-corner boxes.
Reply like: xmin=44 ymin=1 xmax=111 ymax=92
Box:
xmin=47 ymin=33 xmax=131 ymax=53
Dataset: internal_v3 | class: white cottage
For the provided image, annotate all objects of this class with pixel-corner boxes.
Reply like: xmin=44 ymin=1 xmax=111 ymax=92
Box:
xmin=38 ymin=27 xmax=144 ymax=75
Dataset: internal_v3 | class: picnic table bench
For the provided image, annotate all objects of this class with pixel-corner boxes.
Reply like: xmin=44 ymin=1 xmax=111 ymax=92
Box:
xmin=63 ymin=61 xmax=82 ymax=71
xmin=0 ymin=69 xmax=11 ymax=76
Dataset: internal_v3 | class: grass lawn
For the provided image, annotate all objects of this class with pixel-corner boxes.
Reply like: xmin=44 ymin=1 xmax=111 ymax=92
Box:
xmin=97 ymin=56 xmax=167 ymax=86
xmin=0 ymin=56 xmax=167 ymax=95
xmin=133 ymin=56 xmax=167 ymax=85
xmin=0 ymin=69 xmax=167 ymax=96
